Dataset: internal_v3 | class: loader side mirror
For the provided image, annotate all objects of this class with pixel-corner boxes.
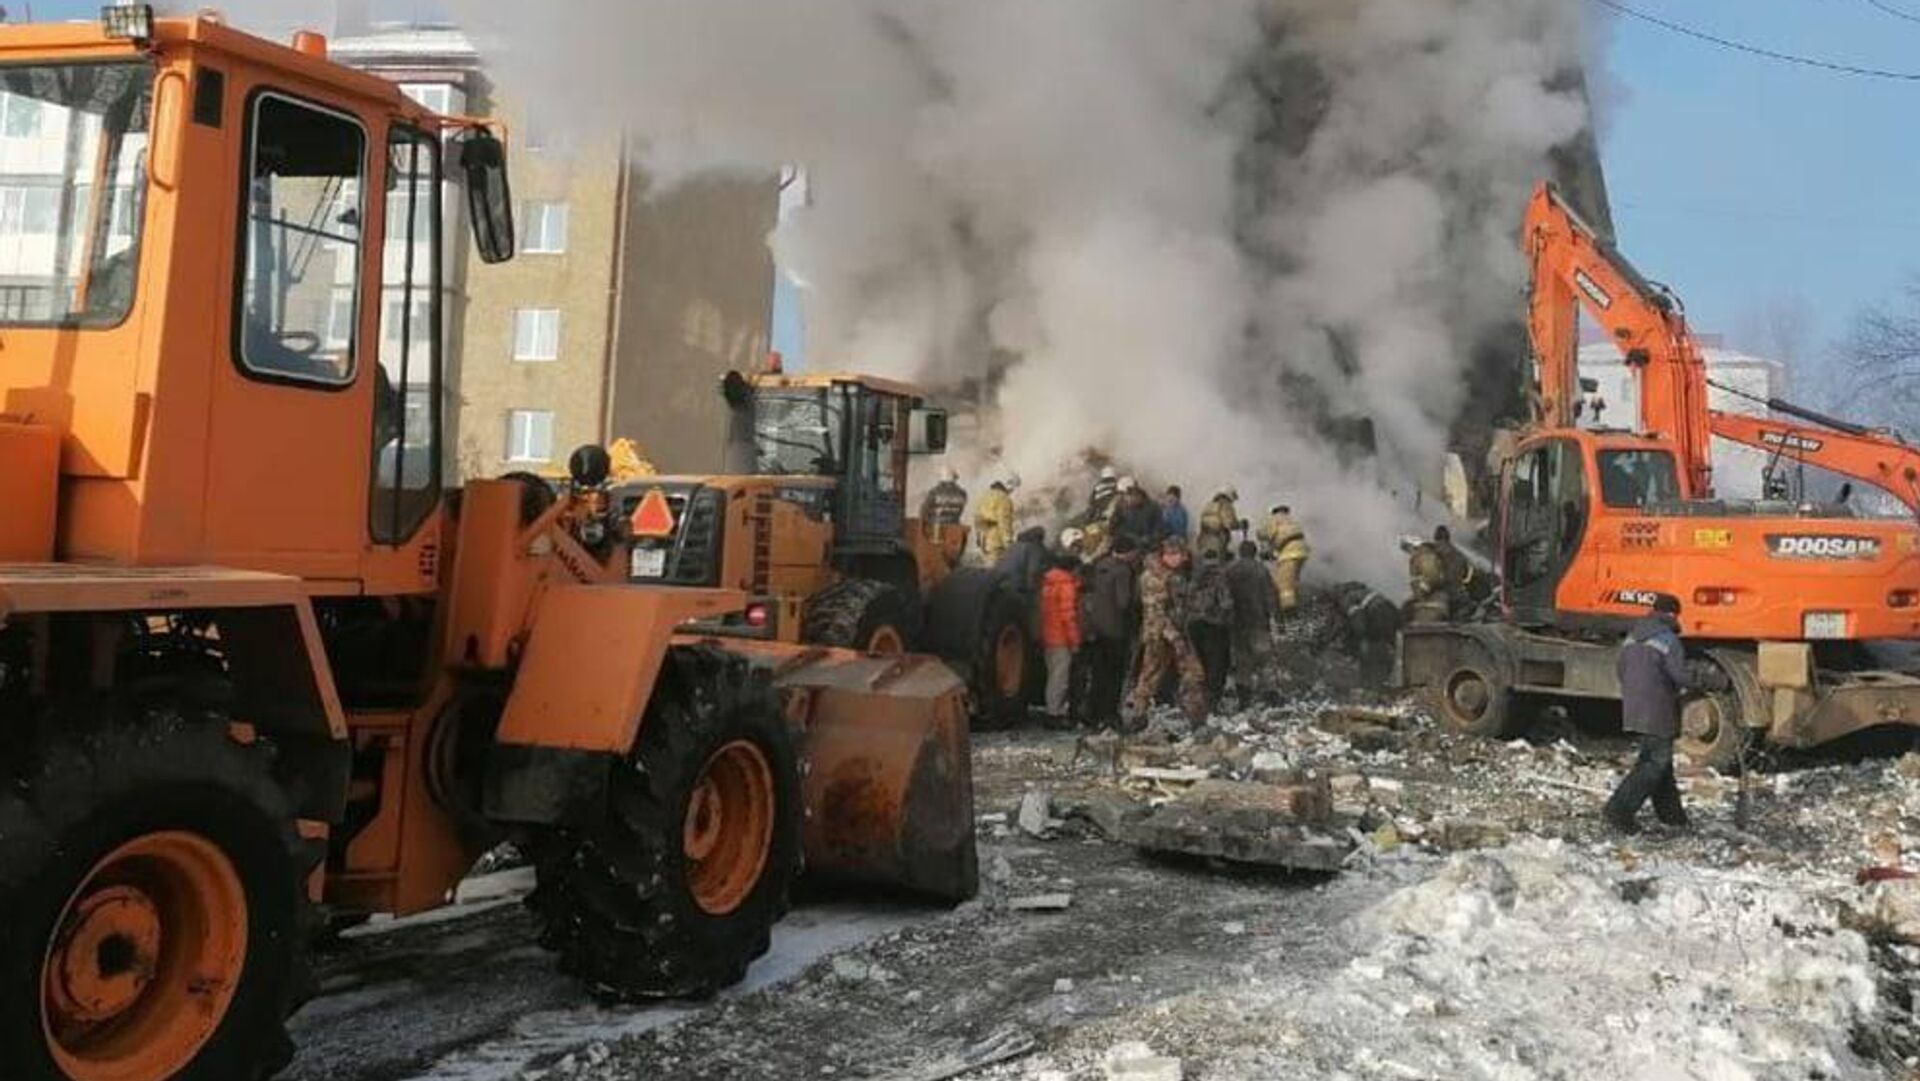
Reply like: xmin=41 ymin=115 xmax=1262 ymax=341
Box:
xmin=458 ymin=129 xmax=516 ymax=264
xmin=909 ymin=408 xmax=948 ymax=455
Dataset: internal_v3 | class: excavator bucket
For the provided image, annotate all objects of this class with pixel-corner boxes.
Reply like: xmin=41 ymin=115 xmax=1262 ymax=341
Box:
xmin=740 ymin=646 xmax=978 ymax=901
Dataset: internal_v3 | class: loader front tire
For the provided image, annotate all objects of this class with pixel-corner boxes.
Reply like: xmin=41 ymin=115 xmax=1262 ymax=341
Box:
xmin=0 ymin=710 xmax=314 ymax=1081
xmin=802 ymin=579 xmax=917 ymax=655
xmin=527 ymin=646 xmax=800 ymax=1001
xmin=925 ymin=569 xmax=1031 ymax=730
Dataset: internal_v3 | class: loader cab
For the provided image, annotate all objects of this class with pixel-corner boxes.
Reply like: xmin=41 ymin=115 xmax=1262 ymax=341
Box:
xmin=1500 ymin=429 xmax=1681 ymax=625
xmin=0 ymin=14 xmax=514 ymax=593
xmin=739 ymin=372 xmax=948 ymax=556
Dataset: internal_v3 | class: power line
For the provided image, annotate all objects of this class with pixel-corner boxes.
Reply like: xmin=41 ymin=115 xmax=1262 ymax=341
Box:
xmin=1863 ymin=0 xmax=1920 ymax=26
xmin=1588 ymin=0 xmax=1920 ymax=81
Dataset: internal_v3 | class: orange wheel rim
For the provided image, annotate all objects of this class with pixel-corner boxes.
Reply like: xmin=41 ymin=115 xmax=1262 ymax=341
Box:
xmin=683 ymin=741 xmax=776 ymax=916
xmin=994 ymin=624 xmax=1025 ymax=697
xmin=866 ymin=626 xmax=906 ymax=656
xmin=42 ymin=831 xmax=248 ymax=1081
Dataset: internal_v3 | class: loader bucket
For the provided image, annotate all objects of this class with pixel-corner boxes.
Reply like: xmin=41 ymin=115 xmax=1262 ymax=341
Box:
xmin=759 ymin=648 xmax=978 ymax=902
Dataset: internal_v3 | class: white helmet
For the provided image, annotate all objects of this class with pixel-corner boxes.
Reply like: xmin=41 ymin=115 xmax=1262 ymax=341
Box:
xmin=1060 ymin=527 xmax=1087 ymax=552
xmin=1117 ymin=476 xmax=1138 ymax=493
xmin=1218 ymin=486 xmax=1239 ymax=501
xmin=1003 ymin=472 xmax=1022 ymax=492
xmin=940 ymin=466 xmax=959 ymax=485
xmin=1100 ymin=466 xmax=1118 ymax=481
xmin=1398 ymin=534 xmax=1426 ymax=552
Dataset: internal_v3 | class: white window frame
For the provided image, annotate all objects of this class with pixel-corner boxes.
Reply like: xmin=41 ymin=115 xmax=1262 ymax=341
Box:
xmin=505 ymin=409 xmax=554 ymax=464
xmin=521 ymin=200 xmax=569 ymax=254
xmin=399 ymin=83 xmax=453 ymax=116
xmin=512 ymin=307 xmax=561 ymax=362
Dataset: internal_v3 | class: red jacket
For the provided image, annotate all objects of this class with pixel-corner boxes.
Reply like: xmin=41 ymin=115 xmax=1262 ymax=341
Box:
xmin=1039 ymin=568 xmax=1083 ymax=650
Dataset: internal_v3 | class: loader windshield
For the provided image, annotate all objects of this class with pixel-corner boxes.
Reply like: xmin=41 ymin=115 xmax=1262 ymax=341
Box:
xmin=0 ymin=61 xmax=152 ymax=327
xmin=753 ymin=387 xmax=847 ymax=476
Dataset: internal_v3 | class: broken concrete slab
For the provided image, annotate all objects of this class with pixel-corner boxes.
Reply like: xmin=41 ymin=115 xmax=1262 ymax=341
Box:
xmin=1118 ymin=800 xmax=1352 ymax=872
xmin=1007 ymin=893 xmax=1074 ymax=912
xmin=1062 ymin=790 xmax=1153 ymax=840
xmin=1181 ymin=778 xmax=1332 ymax=823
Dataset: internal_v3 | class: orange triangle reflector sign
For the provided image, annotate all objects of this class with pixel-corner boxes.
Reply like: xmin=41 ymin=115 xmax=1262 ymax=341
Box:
xmin=630 ymin=489 xmax=676 ymax=538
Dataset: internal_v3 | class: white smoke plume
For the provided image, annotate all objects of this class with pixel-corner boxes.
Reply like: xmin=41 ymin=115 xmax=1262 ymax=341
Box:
xmin=218 ymin=0 xmax=1596 ymax=586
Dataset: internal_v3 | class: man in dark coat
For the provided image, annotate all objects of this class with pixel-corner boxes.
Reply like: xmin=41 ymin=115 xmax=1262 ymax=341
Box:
xmin=1187 ymin=548 xmax=1234 ymax=708
xmin=1604 ymin=593 xmax=1724 ymax=833
xmin=1079 ymin=537 xmax=1141 ymax=726
xmin=1225 ymin=540 xmax=1280 ymax=700
xmin=994 ymin=526 xmax=1050 ymax=622
xmin=1110 ymin=483 xmax=1165 ymax=553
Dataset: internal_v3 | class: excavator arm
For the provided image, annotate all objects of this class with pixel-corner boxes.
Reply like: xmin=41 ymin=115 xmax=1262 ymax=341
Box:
xmin=1524 ymin=181 xmax=1716 ymax=496
xmin=1708 ymin=406 xmax=1920 ymax=518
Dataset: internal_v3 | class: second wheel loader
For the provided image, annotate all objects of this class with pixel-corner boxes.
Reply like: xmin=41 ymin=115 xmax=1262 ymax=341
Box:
xmin=616 ymin=366 xmax=1034 ymax=725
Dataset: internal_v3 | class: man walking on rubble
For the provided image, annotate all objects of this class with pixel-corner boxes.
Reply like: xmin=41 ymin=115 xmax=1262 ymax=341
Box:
xmin=1226 ymin=540 xmax=1281 ymax=702
xmin=1082 ymin=537 xmax=1140 ymax=727
xmin=1127 ymin=537 xmax=1207 ymax=725
xmin=1605 ymin=593 xmax=1726 ymax=834
xmin=921 ymin=466 xmax=969 ymax=529
xmin=1258 ymin=504 xmax=1311 ymax=612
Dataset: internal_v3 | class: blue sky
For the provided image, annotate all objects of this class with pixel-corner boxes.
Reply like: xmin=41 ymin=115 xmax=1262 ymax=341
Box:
xmin=40 ymin=1 xmax=1918 ymax=375
xmin=1595 ymin=0 xmax=1920 ymax=367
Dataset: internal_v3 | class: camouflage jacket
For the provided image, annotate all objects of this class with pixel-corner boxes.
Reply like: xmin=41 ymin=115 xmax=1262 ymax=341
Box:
xmin=1139 ymin=562 xmax=1192 ymax=640
xmin=1188 ymin=559 xmax=1233 ymax=626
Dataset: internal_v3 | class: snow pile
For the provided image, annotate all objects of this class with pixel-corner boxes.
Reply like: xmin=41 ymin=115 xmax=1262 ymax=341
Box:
xmin=1300 ymin=841 xmax=1880 ymax=1080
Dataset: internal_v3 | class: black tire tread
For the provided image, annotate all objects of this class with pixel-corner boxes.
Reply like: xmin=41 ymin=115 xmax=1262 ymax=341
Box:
xmin=801 ymin=579 xmax=917 ymax=652
xmin=0 ymin=707 xmax=318 ymax=1081
xmin=526 ymin=645 xmax=800 ymax=1001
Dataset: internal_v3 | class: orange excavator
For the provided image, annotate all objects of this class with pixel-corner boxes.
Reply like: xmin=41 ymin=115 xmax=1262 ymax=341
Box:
xmin=0 ymin=12 xmax=973 ymax=1081
xmin=1401 ymin=181 xmax=1920 ymax=767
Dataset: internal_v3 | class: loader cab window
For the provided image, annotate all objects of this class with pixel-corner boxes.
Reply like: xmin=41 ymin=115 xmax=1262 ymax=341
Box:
xmin=753 ymin=387 xmax=847 ymax=476
xmin=0 ymin=62 xmax=153 ymax=326
xmin=238 ymin=93 xmax=366 ymax=387
xmin=1598 ymin=449 xmax=1681 ymax=509
xmin=370 ymin=126 xmax=442 ymax=542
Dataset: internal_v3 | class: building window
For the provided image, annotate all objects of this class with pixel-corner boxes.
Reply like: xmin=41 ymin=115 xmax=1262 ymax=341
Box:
xmin=399 ymin=83 xmax=453 ymax=116
xmin=506 ymin=409 xmax=554 ymax=463
xmin=520 ymin=200 xmax=568 ymax=254
xmin=0 ymin=94 xmax=42 ymax=138
xmin=512 ymin=308 xmax=561 ymax=361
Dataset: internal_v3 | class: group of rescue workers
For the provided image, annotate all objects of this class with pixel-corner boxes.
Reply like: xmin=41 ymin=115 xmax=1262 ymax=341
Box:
xmin=922 ymin=467 xmax=1322 ymax=727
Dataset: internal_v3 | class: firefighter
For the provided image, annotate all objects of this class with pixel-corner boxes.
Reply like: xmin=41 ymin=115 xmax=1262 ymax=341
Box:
xmin=1403 ymin=534 xmax=1452 ymax=624
xmin=974 ymin=474 xmax=1018 ymax=563
xmin=920 ymin=466 xmax=969 ymax=528
xmin=1127 ymin=536 xmax=1207 ymax=725
xmin=1430 ymin=524 xmax=1477 ymax=619
xmin=1259 ymin=504 xmax=1311 ymax=612
xmin=1197 ymin=486 xmax=1242 ymax=560
xmin=1088 ymin=465 xmax=1121 ymax=522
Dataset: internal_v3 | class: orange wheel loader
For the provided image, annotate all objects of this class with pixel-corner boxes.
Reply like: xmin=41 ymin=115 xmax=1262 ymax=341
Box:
xmin=0 ymin=12 xmax=975 ymax=1081
xmin=612 ymin=367 xmax=1034 ymax=726
xmin=1400 ymin=181 xmax=1920 ymax=769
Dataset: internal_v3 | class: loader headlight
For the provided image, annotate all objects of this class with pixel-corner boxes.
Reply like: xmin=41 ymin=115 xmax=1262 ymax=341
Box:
xmin=101 ymin=4 xmax=155 ymax=42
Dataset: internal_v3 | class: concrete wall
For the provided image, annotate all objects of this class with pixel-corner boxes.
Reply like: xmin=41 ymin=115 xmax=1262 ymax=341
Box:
xmin=607 ymin=173 xmax=779 ymax=475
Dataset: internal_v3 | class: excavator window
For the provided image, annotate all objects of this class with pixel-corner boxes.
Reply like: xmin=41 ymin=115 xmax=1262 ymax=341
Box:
xmin=237 ymin=91 xmax=366 ymax=387
xmin=0 ymin=61 xmax=152 ymax=327
xmin=1597 ymin=449 xmax=1680 ymax=510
